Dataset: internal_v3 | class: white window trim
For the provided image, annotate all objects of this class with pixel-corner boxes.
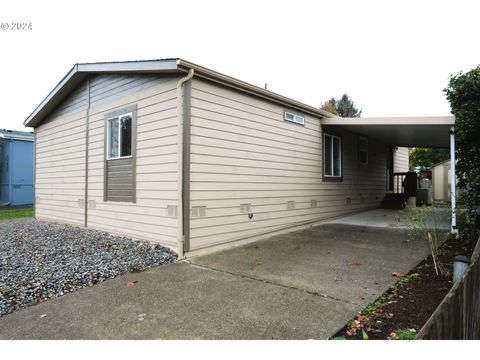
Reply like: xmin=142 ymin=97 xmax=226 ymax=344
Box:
xmin=106 ymin=112 xmax=133 ymax=161
xmin=324 ymin=133 xmax=342 ymax=178
xmin=284 ymin=110 xmax=305 ymax=125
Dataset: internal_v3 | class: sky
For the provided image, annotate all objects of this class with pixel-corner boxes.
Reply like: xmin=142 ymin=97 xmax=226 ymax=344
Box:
xmin=0 ymin=0 xmax=479 ymax=131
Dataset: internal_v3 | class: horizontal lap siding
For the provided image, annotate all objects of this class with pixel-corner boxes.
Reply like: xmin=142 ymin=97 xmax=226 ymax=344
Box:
xmin=189 ymin=79 xmax=386 ymax=250
xmin=86 ymin=77 xmax=179 ymax=248
xmin=35 ymin=74 xmax=180 ymax=250
xmin=394 ymin=147 xmax=409 ymax=173
xmin=35 ymin=111 xmax=86 ymax=226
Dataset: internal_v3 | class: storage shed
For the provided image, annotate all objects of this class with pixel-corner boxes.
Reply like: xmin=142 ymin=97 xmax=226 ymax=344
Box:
xmin=432 ymin=159 xmax=453 ymax=202
xmin=0 ymin=129 xmax=34 ymax=206
xmin=24 ymin=59 xmax=454 ymax=256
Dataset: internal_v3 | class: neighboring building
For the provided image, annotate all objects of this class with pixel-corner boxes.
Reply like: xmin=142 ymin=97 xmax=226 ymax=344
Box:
xmin=0 ymin=129 xmax=34 ymax=206
xmin=432 ymin=159 xmax=453 ymax=202
xmin=23 ymin=59 xmax=454 ymax=256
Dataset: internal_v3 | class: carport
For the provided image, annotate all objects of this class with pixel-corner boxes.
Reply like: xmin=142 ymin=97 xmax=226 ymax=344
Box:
xmin=321 ymin=116 xmax=457 ymax=231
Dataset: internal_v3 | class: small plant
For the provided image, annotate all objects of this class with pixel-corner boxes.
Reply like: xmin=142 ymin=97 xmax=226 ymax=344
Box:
xmin=403 ymin=206 xmax=449 ymax=276
xmin=398 ymin=273 xmax=420 ymax=285
xmin=390 ymin=328 xmax=417 ymax=340
xmin=344 ymin=290 xmax=396 ymax=337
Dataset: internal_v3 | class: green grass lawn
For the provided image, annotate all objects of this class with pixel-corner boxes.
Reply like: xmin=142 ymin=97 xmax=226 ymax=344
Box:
xmin=0 ymin=206 xmax=34 ymax=220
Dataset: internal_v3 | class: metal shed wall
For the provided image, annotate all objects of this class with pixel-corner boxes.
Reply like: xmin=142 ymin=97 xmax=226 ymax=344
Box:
xmin=0 ymin=138 xmax=34 ymax=205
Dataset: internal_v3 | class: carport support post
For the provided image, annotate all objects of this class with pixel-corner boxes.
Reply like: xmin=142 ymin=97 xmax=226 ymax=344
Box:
xmin=450 ymin=127 xmax=457 ymax=234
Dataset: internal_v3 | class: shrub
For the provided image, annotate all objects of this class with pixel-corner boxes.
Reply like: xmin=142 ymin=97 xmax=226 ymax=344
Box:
xmin=444 ymin=66 xmax=480 ymax=238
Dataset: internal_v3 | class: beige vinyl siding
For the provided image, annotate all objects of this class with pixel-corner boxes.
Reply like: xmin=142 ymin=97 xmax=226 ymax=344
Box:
xmin=35 ymin=110 xmax=86 ymax=226
xmin=188 ymin=79 xmax=387 ymax=251
xmin=35 ymin=75 xmax=180 ymax=250
xmin=394 ymin=147 xmax=409 ymax=173
xmin=86 ymin=78 xmax=179 ymax=248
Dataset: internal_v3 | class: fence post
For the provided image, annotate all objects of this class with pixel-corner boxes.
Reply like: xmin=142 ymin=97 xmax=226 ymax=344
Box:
xmin=417 ymin=237 xmax=480 ymax=339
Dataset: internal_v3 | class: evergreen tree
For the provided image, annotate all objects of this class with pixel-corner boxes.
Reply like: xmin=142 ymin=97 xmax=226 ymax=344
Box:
xmin=321 ymin=93 xmax=362 ymax=117
xmin=408 ymin=148 xmax=450 ymax=170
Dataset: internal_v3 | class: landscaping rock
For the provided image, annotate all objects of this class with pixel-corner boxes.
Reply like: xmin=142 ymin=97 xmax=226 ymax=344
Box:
xmin=0 ymin=219 xmax=177 ymax=316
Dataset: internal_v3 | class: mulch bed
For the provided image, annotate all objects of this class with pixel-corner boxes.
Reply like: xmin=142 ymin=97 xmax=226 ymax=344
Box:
xmin=333 ymin=231 xmax=478 ymax=340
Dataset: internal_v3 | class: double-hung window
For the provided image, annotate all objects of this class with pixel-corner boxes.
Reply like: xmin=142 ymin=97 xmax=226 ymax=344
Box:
xmin=107 ymin=113 xmax=132 ymax=159
xmin=324 ymin=133 xmax=342 ymax=179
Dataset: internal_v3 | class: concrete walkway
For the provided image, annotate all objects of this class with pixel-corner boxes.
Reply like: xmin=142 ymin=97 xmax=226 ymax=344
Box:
xmin=0 ymin=209 xmax=445 ymax=339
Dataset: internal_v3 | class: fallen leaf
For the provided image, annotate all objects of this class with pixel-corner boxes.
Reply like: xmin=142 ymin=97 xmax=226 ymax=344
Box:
xmin=40 ymin=314 xmax=47 ymax=319
xmin=346 ymin=331 xmax=352 ymax=336
xmin=353 ymin=320 xmax=363 ymax=329
xmin=391 ymin=272 xmax=403 ymax=277
xmin=348 ymin=261 xmax=362 ymax=266
xmin=250 ymin=260 xmax=263 ymax=270
xmin=389 ymin=332 xmax=397 ymax=338
xmin=127 ymin=280 xmax=138 ymax=287
xmin=356 ymin=315 xmax=366 ymax=322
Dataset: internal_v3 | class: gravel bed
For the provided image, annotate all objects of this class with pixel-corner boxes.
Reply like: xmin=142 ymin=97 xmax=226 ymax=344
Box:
xmin=0 ymin=219 xmax=177 ymax=316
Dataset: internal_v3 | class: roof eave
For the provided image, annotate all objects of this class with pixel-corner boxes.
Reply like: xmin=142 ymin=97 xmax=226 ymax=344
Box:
xmin=76 ymin=59 xmax=179 ymax=74
xmin=24 ymin=64 xmax=80 ymax=127
xmin=177 ymin=59 xmax=334 ymax=119
xmin=25 ymin=58 xmax=334 ymax=128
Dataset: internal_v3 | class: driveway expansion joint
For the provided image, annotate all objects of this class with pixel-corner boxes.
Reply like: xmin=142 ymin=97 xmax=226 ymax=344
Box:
xmin=184 ymin=260 xmax=360 ymax=307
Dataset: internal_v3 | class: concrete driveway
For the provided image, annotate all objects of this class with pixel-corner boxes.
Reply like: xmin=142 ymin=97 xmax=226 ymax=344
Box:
xmin=0 ymin=209 xmax=439 ymax=340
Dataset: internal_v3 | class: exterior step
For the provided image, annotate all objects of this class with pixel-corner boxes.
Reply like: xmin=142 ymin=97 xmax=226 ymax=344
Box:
xmin=381 ymin=193 xmax=406 ymax=209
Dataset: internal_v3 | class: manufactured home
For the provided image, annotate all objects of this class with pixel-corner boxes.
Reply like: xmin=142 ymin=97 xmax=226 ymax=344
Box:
xmin=24 ymin=59 xmax=455 ymax=256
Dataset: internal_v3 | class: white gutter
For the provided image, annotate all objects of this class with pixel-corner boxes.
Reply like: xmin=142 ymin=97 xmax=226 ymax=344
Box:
xmin=450 ymin=127 xmax=457 ymax=234
xmin=176 ymin=68 xmax=194 ymax=258
xmin=0 ymin=133 xmax=34 ymax=141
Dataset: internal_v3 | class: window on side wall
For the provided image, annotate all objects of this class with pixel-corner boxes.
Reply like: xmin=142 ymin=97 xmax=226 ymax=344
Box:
xmin=107 ymin=113 xmax=132 ymax=159
xmin=359 ymin=136 xmax=368 ymax=167
xmin=104 ymin=105 xmax=136 ymax=203
xmin=323 ymin=133 xmax=342 ymax=181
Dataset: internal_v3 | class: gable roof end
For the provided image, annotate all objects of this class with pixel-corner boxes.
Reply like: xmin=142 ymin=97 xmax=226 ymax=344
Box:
xmin=23 ymin=59 xmax=180 ymax=128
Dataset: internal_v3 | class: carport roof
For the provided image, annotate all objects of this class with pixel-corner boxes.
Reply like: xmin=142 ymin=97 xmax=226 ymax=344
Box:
xmin=321 ymin=116 xmax=455 ymax=148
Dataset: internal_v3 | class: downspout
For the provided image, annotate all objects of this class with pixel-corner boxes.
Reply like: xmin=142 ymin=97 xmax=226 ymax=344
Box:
xmin=176 ymin=68 xmax=194 ymax=258
xmin=84 ymin=78 xmax=91 ymax=228
xmin=450 ymin=127 xmax=457 ymax=234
